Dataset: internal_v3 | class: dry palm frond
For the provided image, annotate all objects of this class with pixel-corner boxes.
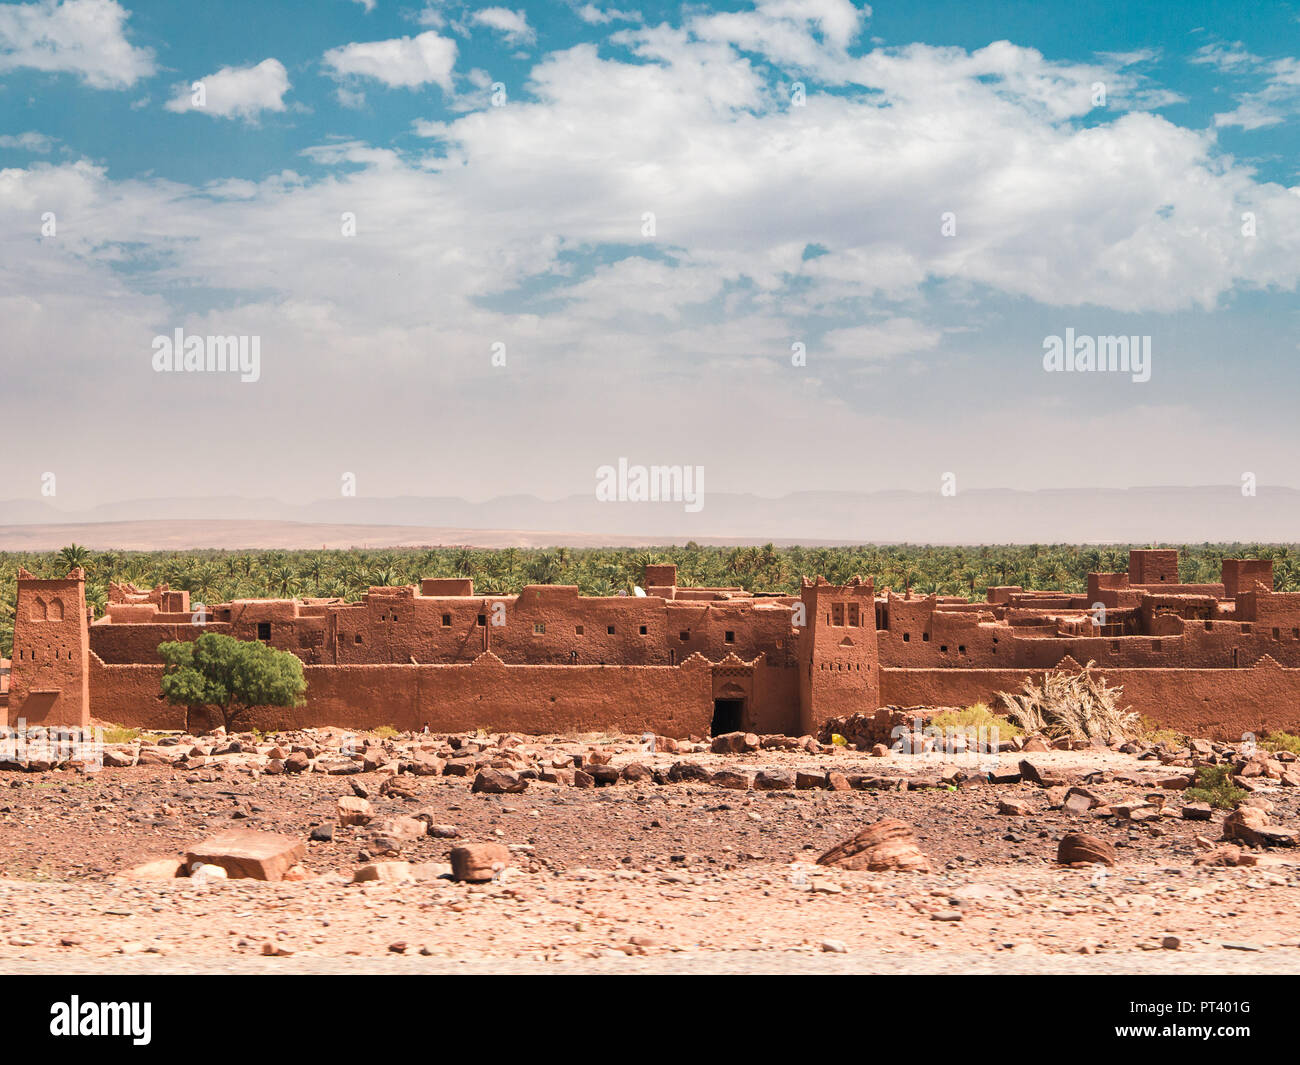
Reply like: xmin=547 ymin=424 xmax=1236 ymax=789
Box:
xmin=997 ymin=661 xmax=1139 ymax=743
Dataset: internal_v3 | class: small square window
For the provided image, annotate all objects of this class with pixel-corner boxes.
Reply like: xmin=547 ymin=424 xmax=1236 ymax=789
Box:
xmin=679 ymin=631 xmax=689 ymax=641
xmin=257 ymin=622 xmax=271 ymax=641
xmin=725 ymin=631 xmax=735 ymax=643
xmin=477 ymin=614 xmax=486 ymax=627
xmin=922 ymin=632 xmax=930 ymax=642
xmin=903 ymin=632 xmax=910 ymax=642
xmin=639 ymin=625 xmax=648 ymax=635
xmin=354 ymin=633 xmax=363 ymax=644
xmin=607 ymin=625 xmax=616 ymax=635
xmin=575 ymin=625 xmax=584 ymax=635
xmin=958 ymin=645 xmax=965 ymax=654
xmin=533 ymin=622 xmax=546 ymax=635
xmin=940 ymin=645 xmax=948 ymax=653
xmin=441 ymin=614 xmax=451 ymax=627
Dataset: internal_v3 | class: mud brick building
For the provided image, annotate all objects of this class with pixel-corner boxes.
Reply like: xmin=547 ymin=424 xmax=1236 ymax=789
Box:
xmin=4 ymin=551 xmax=1300 ymax=740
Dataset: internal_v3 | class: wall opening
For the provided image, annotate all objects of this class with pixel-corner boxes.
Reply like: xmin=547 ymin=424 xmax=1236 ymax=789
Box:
xmin=711 ymin=698 xmax=744 ymax=736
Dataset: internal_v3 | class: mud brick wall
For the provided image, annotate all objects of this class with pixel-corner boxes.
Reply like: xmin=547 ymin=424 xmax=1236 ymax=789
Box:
xmin=90 ymin=653 xmax=717 ymax=737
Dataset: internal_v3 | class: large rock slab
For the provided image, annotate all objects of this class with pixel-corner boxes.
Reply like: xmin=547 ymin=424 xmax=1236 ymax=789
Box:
xmin=816 ymin=819 xmax=931 ymax=873
xmin=471 ymin=768 xmax=527 ymax=794
xmin=184 ymin=829 xmax=307 ymax=882
xmin=336 ymin=795 xmax=373 ymax=825
xmin=1056 ymin=832 xmax=1116 ymax=866
xmin=1222 ymin=805 xmax=1296 ymax=847
xmin=450 ymin=843 xmax=512 ymax=883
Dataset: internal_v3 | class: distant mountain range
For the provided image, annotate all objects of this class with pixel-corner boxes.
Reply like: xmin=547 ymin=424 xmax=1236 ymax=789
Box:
xmin=0 ymin=485 xmax=1296 ymax=549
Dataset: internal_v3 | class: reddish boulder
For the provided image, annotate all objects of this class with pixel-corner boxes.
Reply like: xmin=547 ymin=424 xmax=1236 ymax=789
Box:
xmin=450 ymin=843 xmax=512 ymax=883
xmin=471 ymin=769 xmax=527 ymax=794
xmin=184 ymin=829 xmax=307 ymax=882
xmin=1056 ymin=833 xmax=1116 ymax=867
xmin=816 ymin=819 xmax=931 ymax=873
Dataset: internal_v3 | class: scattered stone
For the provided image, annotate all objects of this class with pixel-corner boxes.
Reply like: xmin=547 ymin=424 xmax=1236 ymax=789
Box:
xmin=117 ymin=858 xmax=185 ymax=880
xmin=353 ymin=862 xmax=415 ymax=883
xmin=712 ymin=732 xmax=760 ymax=754
xmin=1020 ymin=760 xmax=1068 ymax=788
xmin=817 ymin=818 xmax=931 ymax=873
xmin=184 ymin=829 xmax=307 ymax=882
xmin=667 ymin=762 xmax=713 ymax=784
xmin=450 ymin=843 xmax=512 ymax=883
xmin=754 ymin=769 xmax=794 ymax=791
xmin=336 ymin=795 xmax=373 ymax=826
xmin=472 ymin=769 xmax=528 ymax=794
xmin=1056 ymin=833 xmax=1116 ymax=867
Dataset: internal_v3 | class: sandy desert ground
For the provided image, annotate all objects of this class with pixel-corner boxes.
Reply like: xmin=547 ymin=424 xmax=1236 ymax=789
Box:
xmin=0 ymin=726 xmax=1297 ymax=975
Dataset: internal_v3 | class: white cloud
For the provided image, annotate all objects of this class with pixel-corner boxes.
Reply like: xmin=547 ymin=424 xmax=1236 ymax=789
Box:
xmin=576 ymin=3 xmax=640 ymax=24
xmin=3 ymin=13 xmax=1300 ymax=504
xmin=820 ymin=319 xmax=943 ymax=363
xmin=0 ymin=0 xmax=153 ymax=89
xmin=471 ymin=7 xmax=535 ymax=46
xmin=323 ymin=30 xmax=457 ymax=90
xmin=165 ymin=58 xmax=291 ymax=121
xmin=0 ymin=130 xmax=56 ymax=151
xmin=351 ymin=0 xmax=376 ymax=11
xmin=1193 ymin=42 xmax=1300 ymax=130
xmin=690 ymin=0 xmax=868 ymax=70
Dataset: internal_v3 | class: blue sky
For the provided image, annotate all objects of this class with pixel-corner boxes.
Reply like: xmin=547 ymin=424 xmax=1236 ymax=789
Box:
xmin=1 ymin=0 xmax=1298 ymax=520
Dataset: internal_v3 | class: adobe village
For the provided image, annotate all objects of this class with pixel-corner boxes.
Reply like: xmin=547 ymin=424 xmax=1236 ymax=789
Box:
xmin=2 ymin=550 xmax=1300 ymax=973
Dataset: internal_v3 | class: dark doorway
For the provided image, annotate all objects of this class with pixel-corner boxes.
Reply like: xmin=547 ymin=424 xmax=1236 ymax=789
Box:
xmin=711 ymin=698 xmax=744 ymax=735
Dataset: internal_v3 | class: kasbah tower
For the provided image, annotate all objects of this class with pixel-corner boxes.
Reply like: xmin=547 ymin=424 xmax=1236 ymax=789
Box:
xmin=6 ymin=568 xmax=90 ymax=728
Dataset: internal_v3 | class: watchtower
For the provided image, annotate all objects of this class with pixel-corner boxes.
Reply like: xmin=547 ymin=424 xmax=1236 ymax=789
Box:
xmin=795 ymin=576 xmax=880 ymax=735
xmin=8 ymin=568 xmax=90 ymax=727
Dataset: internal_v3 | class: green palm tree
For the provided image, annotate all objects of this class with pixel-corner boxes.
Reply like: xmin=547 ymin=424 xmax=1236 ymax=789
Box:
xmin=57 ymin=543 xmax=92 ymax=574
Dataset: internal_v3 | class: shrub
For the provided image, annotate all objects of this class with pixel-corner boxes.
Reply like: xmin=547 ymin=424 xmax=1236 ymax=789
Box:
xmin=99 ymin=725 xmax=139 ymax=744
xmin=927 ymin=702 xmax=1023 ymax=737
xmin=1260 ymin=731 xmax=1300 ymax=756
xmin=1139 ymin=716 xmax=1188 ymax=747
xmin=998 ymin=663 xmax=1139 ymax=743
xmin=372 ymin=725 xmax=399 ymax=739
xmin=1185 ymin=764 xmax=1248 ymax=811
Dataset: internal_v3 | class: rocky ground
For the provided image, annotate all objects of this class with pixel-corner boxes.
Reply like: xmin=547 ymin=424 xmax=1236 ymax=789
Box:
xmin=1 ymin=723 xmax=1298 ymax=973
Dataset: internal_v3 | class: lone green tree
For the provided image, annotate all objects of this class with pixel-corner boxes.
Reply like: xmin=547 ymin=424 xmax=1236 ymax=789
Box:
xmin=159 ymin=632 xmax=306 ymax=732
